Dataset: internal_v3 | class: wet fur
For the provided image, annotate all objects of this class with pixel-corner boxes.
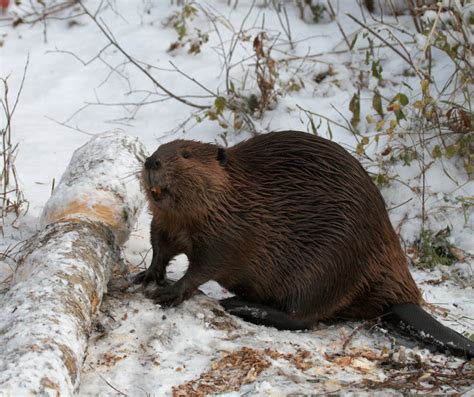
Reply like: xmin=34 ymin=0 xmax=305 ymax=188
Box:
xmin=138 ymin=131 xmax=421 ymax=321
xmin=134 ymin=131 xmax=474 ymax=358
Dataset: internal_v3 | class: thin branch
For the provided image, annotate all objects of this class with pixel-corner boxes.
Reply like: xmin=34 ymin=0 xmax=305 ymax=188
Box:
xmin=78 ymin=1 xmax=210 ymax=110
xmin=88 ymin=364 xmax=128 ymax=396
xmin=45 ymin=116 xmax=96 ymax=136
xmin=168 ymin=61 xmax=218 ymax=97
xmin=1 ymin=55 xmax=29 ymax=219
xmin=272 ymin=0 xmax=294 ymax=50
xmin=346 ymin=13 xmax=427 ymax=80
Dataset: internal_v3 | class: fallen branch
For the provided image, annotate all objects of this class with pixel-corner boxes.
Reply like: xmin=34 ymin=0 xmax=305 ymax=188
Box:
xmin=0 ymin=132 xmax=147 ymax=394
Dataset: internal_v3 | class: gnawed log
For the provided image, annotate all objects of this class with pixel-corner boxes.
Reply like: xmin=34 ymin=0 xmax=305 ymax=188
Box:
xmin=0 ymin=132 xmax=147 ymax=395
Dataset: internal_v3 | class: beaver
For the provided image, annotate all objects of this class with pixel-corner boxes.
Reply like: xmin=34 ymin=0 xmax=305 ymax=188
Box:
xmin=135 ymin=130 xmax=473 ymax=358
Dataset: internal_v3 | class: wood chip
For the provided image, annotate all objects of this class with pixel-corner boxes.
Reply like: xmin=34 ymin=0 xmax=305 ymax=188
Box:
xmin=172 ymin=347 xmax=270 ymax=396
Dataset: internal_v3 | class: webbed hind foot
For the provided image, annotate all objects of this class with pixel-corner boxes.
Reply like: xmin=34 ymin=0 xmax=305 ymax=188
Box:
xmin=220 ymin=297 xmax=312 ymax=331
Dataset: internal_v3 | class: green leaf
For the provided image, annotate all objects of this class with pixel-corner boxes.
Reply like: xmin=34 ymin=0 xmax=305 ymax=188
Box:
xmin=309 ymin=116 xmax=317 ymax=135
xmin=394 ymin=93 xmax=409 ymax=106
xmin=361 ymin=136 xmax=369 ymax=145
xmin=349 ymin=91 xmax=360 ymax=128
xmin=176 ymin=23 xmax=186 ymax=40
xmin=214 ymin=96 xmax=226 ymax=114
xmin=421 ymin=79 xmax=430 ymax=96
xmin=445 ymin=145 xmax=457 ymax=159
xmin=402 ymin=151 xmax=412 ymax=166
xmin=432 ymin=145 xmax=442 ymax=159
xmin=327 ymin=121 xmax=333 ymax=140
xmin=375 ymin=173 xmax=388 ymax=186
xmin=376 ymin=120 xmax=385 ymax=130
xmin=183 ymin=4 xmax=198 ymax=18
xmin=371 ymin=60 xmax=383 ymax=80
xmin=372 ymin=89 xmax=384 ymax=117
xmin=402 ymin=81 xmax=413 ymax=91
xmin=465 ymin=164 xmax=474 ymax=175
xmin=394 ymin=109 xmax=406 ymax=123
xmin=349 ymin=33 xmax=358 ymax=50
xmin=364 ymin=50 xmax=370 ymax=65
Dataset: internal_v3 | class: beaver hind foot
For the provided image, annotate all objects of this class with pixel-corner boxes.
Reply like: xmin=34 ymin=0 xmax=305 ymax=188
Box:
xmin=220 ymin=297 xmax=313 ymax=331
xmin=221 ymin=299 xmax=474 ymax=358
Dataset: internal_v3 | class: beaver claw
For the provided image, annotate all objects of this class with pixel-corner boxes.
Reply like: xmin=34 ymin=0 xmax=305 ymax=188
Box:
xmin=147 ymin=281 xmax=184 ymax=307
xmin=133 ymin=269 xmax=163 ymax=286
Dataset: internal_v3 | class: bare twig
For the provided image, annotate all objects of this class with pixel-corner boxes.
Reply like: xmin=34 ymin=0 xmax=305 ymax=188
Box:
xmin=327 ymin=0 xmax=350 ymax=49
xmin=346 ymin=13 xmax=427 ymax=80
xmin=12 ymin=0 xmax=82 ymax=43
xmin=272 ymin=0 xmax=294 ymax=50
xmin=77 ymin=1 xmax=210 ymax=110
xmin=1 ymin=55 xmax=29 ymax=220
xmin=168 ymin=61 xmax=218 ymax=98
xmin=44 ymin=116 xmax=96 ymax=136
xmin=88 ymin=364 xmax=128 ymax=396
xmin=13 ymin=0 xmax=80 ymax=24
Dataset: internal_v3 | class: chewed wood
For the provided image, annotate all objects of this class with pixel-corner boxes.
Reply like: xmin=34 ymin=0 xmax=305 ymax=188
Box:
xmin=40 ymin=131 xmax=147 ymax=245
xmin=47 ymin=198 xmax=122 ymax=232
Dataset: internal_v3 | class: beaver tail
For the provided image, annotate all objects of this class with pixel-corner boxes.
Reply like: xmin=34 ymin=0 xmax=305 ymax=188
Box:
xmin=387 ymin=303 xmax=473 ymax=359
xmin=220 ymin=298 xmax=473 ymax=359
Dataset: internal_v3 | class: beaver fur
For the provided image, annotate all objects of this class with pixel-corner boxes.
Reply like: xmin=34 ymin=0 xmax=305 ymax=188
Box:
xmin=135 ymin=130 xmax=473 ymax=358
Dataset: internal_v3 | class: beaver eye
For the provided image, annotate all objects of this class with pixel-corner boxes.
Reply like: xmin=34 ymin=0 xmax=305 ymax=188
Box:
xmin=182 ymin=151 xmax=192 ymax=159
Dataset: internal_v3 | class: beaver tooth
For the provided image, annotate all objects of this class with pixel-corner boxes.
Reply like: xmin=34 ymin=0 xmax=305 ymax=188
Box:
xmin=151 ymin=186 xmax=161 ymax=195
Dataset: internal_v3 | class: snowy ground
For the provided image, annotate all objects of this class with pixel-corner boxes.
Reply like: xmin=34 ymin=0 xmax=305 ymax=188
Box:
xmin=1 ymin=0 xmax=473 ymax=395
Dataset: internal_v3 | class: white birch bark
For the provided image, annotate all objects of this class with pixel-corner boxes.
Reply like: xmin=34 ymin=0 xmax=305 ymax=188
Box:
xmin=0 ymin=132 xmax=147 ymax=396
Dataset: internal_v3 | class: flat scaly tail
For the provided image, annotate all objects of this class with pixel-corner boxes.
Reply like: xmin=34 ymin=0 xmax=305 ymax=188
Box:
xmin=388 ymin=303 xmax=473 ymax=359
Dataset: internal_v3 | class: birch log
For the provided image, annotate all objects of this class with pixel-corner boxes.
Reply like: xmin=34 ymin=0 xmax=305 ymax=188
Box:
xmin=0 ymin=132 xmax=147 ymax=396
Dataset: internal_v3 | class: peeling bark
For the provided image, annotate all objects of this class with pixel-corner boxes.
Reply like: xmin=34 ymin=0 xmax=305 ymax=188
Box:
xmin=0 ymin=132 xmax=147 ymax=396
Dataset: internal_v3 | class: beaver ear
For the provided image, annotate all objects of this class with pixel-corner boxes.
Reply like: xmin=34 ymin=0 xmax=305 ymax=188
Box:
xmin=217 ymin=147 xmax=228 ymax=166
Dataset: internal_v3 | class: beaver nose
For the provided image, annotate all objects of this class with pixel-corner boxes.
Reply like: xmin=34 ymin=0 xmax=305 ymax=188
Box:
xmin=145 ymin=156 xmax=161 ymax=170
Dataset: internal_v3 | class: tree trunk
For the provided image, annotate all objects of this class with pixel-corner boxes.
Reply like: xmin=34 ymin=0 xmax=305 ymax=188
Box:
xmin=0 ymin=132 xmax=147 ymax=396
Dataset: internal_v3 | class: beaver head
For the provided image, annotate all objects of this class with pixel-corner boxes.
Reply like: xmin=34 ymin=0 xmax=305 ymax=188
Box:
xmin=143 ymin=140 xmax=229 ymax=214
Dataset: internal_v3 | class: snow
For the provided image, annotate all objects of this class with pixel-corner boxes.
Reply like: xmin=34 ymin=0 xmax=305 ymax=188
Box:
xmin=1 ymin=0 xmax=473 ymax=395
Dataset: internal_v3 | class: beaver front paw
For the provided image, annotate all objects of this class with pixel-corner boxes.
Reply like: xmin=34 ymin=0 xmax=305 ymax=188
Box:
xmin=133 ymin=269 xmax=164 ymax=287
xmin=147 ymin=281 xmax=185 ymax=307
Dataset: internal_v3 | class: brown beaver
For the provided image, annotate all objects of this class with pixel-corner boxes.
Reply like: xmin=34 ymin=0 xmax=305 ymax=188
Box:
xmin=135 ymin=130 xmax=473 ymax=358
